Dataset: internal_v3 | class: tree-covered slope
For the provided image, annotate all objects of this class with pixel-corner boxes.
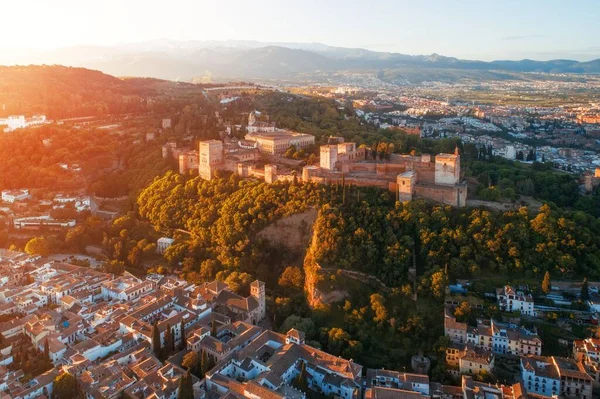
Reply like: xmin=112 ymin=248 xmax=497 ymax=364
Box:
xmin=0 ymin=65 xmax=196 ymax=118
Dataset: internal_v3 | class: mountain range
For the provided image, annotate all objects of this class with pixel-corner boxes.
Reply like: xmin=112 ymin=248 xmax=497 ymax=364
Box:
xmin=4 ymin=39 xmax=600 ymax=83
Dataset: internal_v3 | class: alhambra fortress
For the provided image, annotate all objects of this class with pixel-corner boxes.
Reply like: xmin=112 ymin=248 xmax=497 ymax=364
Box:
xmin=166 ymin=112 xmax=467 ymax=207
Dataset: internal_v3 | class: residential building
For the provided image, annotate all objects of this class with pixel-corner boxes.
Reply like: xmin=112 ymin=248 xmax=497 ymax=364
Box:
xmin=496 ymin=285 xmax=535 ymax=316
xmin=446 ymin=344 xmax=495 ymax=376
xmin=521 ymin=355 xmax=593 ymax=399
xmin=365 ymin=369 xmax=430 ymax=396
xmin=444 ymin=312 xmax=542 ymax=356
xmin=573 ymin=337 xmax=600 ymax=385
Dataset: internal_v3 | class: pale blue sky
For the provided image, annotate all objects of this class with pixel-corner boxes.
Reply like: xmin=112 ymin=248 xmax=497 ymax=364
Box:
xmin=1 ymin=0 xmax=599 ymax=61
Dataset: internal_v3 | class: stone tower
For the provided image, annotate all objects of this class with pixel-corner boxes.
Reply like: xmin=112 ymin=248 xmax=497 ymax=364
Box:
xmin=199 ymin=140 xmax=224 ymax=181
xmin=250 ymin=280 xmax=266 ymax=322
xmin=320 ymin=145 xmax=338 ymax=171
xmin=434 ymin=153 xmax=460 ymax=185
xmin=264 ymin=164 xmax=277 ymax=184
xmin=397 ymin=170 xmax=416 ymax=201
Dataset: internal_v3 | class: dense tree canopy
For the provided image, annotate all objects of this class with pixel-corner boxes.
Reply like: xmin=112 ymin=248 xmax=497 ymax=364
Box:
xmin=52 ymin=372 xmax=81 ymax=399
xmin=255 ymin=92 xmax=421 ymax=151
xmin=137 ymin=172 xmax=327 ymax=281
xmin=310 ymin=200 xmax=600 ymax=284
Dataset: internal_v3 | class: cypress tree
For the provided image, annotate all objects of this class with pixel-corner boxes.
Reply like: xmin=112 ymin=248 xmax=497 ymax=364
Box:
xmin=43 ymin=337 xmax=51 ymax=368
xmin=581 ymin=278 xmax=590 ymax=301
xmin=164 ymin=324 xmax=174 ymax=356
xmin=211 ymin=319 xmax=217 ymax=337
xmin=200 ymin=349 xmax=208 ymax=378
xmin=179 ymin=319 xmax=186 ymax=350
xmin=342 ymin=173 xmax=346 ymax=206
xmin=542 ymin=271 xmax=551 ymax=294
xmin=170 ymin=326 xmax=175 ymax=352
xmin=178 ymin=369 xmax=194 ymax=399
xmin=152 ymin=322 xmax=161 ymax=358
xmin=43 ymin=337 xmax=50 ymax=359
xmin=295 ymin=361 xmax=309 ymax=392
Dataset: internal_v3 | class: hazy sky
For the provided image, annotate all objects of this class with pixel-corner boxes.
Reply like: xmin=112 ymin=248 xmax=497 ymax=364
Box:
xmin=1 ymin=0 xmax=599 ymax=61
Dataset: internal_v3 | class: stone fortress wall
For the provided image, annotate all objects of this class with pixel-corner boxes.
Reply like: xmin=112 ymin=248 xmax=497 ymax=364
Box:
xmin=191 ymin=111 xmax=467 ymax=207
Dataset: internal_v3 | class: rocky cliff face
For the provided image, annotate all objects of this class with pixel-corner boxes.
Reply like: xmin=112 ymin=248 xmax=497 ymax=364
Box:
xmin=303 ymin=248 xmax=325 ymax=309
xmin=303 ymin=212 xmax=350 ymax=309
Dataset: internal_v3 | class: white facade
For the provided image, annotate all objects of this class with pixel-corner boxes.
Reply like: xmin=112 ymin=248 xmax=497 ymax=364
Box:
xmin=1 ymin=189 xmax=29 ymax=203
xmin=496 ymin=285 xmax=535 ymax=316
xmin=0 ymin=115 xmax=47 ymax=132
xmin=53 ymin=195 xmax=92 ymax=212
xmin=13 ymin=216 xmax=76 ymax=229
xmin=521 ymin=358 xmax=560 ymax=397
xmin=0 ymin=115 xmax=25 ymax=131
xmin=157 ymin=237 xmax=175 ymax=255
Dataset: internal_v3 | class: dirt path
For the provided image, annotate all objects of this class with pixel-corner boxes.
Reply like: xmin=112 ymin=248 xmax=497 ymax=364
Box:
xmin=319 ymin=267 xmax=392 ymax=293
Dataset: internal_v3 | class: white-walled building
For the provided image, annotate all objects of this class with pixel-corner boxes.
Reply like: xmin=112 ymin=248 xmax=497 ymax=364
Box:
xmin=445 ymin=314 xmax=542 ymax=357
xmin=496 ymin=285 xmax=535 ymax=316
xmin=156 ymin=237 xmax=175 ymax=255
xmin=521 ymin=355 xmax=593 ymax=399
xmin=53 ymin=195 xmax=92 ymax=212
xmin=101 ymin=276 xmax=155 ymax=302
xmin=0 ymin=115 xmax=47 ymax=132
xmin=1 ymin=189 xmax=29 ymax=203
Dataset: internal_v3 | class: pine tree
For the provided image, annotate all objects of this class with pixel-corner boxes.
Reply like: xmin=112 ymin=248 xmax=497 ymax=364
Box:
xmin=152 ymin=322 xmax=161 ymax=358
xmin=182 ymin=351 xmax=199 ymax=376
xmin=178 ymin=369 xmax=194 ymax=399
xmin=581 ymin=278 xmax=590 ymax=301
xmin=53 ymin=372 xmax=80 ymax=399
xmin=542 ymin=271 xmax=551 ymax=294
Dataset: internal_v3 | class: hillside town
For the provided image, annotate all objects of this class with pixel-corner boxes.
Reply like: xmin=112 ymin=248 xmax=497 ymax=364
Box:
xmin=2 ymin=74 xmax=600 ymax=399
xmin=5 ymin=2 xmax=600 ymax=399
xmin=1 ymin=249 xmax=600 ymax=398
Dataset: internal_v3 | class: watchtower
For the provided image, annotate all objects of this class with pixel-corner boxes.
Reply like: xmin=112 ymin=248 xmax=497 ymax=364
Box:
xmin=320 ymin=145 xmax=338 ymax=171
xmin=264 ymin=164 xmax=277 ymax=184
xmin=250 ymin=280 xmax=266 ymax=322
xmin=199 ymin=140 xmax=224 ymax=181
xmin=434 ymin=153 xmax=460 ymax=185
xmin=397 ymin=170 xmax=416 ymax=201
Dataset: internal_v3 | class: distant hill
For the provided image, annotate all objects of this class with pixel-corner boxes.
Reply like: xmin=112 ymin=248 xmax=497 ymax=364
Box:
xmin=0 ymin=39 xmax=600 ymax=84
xmin=0 ymin=65 xmax=192 ymax=118
xmin=8 ymin=40 xmax=600 ymax=83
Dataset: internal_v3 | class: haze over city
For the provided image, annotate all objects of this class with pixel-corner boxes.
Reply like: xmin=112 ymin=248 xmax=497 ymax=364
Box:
xmin=1 ymin=0 xmax=600 ymax=61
